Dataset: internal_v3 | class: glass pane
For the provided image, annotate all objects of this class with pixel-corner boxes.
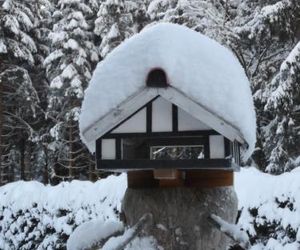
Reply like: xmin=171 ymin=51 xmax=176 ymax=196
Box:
xmin=150 ymin=145 xmax=204 ymax=160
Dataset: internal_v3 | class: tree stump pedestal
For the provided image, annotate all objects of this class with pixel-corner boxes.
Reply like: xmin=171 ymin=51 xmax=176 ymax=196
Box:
xmin=122 ymin=186 xmax=238 ymax=250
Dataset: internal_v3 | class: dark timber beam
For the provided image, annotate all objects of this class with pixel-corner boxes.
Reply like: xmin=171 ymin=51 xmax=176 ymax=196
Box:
xmin=102 ymin=130 xmax=219 ymax=139
xmin=97 ymin=159 xmax=233 ymax=171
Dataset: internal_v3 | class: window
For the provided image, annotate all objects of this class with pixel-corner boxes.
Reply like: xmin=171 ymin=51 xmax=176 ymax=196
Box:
xmin=150 ymin=145 xmax=205 ymax=160
xmin=121 ymin=136 xmax=208 ymax=160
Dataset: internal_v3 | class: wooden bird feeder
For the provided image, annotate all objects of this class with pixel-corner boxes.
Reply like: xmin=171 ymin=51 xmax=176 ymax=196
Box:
xmin=85 ymin=68 xmax=242 ymax=188
xmin=79 ymin=24 xmax=256 ymax=190
xmin=79 ymin=23 xmax=256 ymax=250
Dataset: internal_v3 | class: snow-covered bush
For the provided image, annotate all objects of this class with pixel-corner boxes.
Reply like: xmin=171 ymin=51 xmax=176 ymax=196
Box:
xmin=0 ymin=175 xmax=126 ymax=250
xmin=67 ymin=219 xmax=124 ymax=250
xmin=235 ymin=168 xmax=300 ymax=249
xmin=1 ymin=169 xmax=300 ymax=249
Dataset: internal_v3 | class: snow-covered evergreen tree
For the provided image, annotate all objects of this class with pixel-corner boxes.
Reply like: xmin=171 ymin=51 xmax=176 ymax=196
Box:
xmin=0 ymin=0 xmax=37 ymax=65
xmin=28 ymin=0 xmax=54 ymax=183
xmin=263 ymin=42 xmax=300 ymax=173
xmin=147 ymin=0 xmax=237 ymax=45
xmin=146 ymin=0 xmax=300 ymax=173
xmin=95 ymin=0 xmax=149 ymax=58
xmin=227 ymin=0 xmax=300 ymax=172
xmin=0 ymin=0 xmax=41 ymax=184
xmin=44 ymin=0 xmax=99 ymax=182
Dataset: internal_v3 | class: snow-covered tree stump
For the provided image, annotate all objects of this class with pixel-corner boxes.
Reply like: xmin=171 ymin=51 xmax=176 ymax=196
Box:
xmin=122 ymin=187 xmax=238 ymax=250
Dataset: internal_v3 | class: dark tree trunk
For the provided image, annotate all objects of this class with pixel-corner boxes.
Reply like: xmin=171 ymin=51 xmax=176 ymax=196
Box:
xmin=89 ymin=159 xmax=97 ymax=181
xmin=0 ymin=77 xmax=2 ymax=186
xmin=69 ymin=121 xmax=74 ymax=179
xmin=89 ymin=161 xmax=93 ymax=181
xmin=43 ymin=145 xmax=49 ymax=184
xmin=20 ymin=137 xmax=26 ymax=180
xmin=24 ymin=142 xmax=31 ymax=180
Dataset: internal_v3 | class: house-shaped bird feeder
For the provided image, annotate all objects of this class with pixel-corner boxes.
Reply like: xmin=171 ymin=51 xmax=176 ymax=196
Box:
xmin=80 ymin=24 xmax=256 ymax=188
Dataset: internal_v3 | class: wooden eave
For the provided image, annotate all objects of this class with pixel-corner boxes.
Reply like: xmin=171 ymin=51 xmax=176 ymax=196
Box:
xmin=82 ymin=86 xmax=246 ymax=152
xmin=158 ymin=87 xmax=246 ymax=145
xmin=82 ymin=87 xmax=158 ymax=150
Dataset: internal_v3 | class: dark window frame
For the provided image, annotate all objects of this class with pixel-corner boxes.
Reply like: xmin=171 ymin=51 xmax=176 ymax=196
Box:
xmin=146 ymin=136 xmax=209 ymax=159
xmin=97 ymin=159 xmax=234 ymax=171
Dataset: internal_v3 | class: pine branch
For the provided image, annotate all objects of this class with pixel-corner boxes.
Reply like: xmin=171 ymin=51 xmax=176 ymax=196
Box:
xmin=101 ymin=213 xmax=153 ymax=250
xmin=208 ymin=214 xmax=250 ymax=249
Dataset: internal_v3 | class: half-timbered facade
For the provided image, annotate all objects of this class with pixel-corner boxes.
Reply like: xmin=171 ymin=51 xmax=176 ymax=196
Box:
xmin=82 ymin=68 xmax=243 ymax=187
xmin=96 ymin=94 xmax=241 ymax=171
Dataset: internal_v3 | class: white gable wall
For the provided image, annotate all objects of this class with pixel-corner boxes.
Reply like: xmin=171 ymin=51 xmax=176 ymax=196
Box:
xmin=109 ymin=97 xmax=213 ymax=134
xmin=81 ymin=87 xmax=247 ymax=153
xmin=100 ymin=98 xmax=229 ymax=161
xmin=111 ymin=108 xmax=146 ymax=133
xmin=152 ymin=97 xmax=173 ymax=132
xmin=178 ymin=107 xmax=211 ymax=131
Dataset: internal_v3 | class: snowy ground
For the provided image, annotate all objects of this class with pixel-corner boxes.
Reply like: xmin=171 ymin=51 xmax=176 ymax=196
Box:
xmin=0 ymin=168 xmax=300 ymax=249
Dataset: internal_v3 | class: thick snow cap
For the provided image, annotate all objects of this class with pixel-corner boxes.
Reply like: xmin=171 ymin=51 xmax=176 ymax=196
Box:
xmin=80 ymin=23 xmax=256 ymax=159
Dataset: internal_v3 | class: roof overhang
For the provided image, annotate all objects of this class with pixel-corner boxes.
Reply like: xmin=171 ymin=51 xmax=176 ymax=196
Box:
xmin=81 ymin=86 xmax=246 ymax=152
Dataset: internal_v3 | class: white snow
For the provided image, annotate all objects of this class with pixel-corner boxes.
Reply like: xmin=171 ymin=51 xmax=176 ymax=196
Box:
xmin=261 ymin=1 xmax=290 ymax=23
xmin=102 ymin=228 xmax=135 ymax=250
xmin=70 ymin=11 xmax=84 ymax=20
xmin=125 ymin=236 xmax=159 ymax=250
xmin=1 ymin=168 xmax=300 ymax=249
xmin=280 ymin=41 xmax=300 ymax=72
xmin=235 ymin=167 xmax=300 ymax=224
xmin=49 ymin=31 xmax=68 ymax=44
xmin=147 ymin=0 xmax=169 ymax=17
xmin=44 ymin=50 xmax=64 ymax=66
xmin=235 ymin=167 xmax=300 ymax=249
xmin=210 ymin=214 xmax=249 ymax=248
xmin=80 ymin=23 xmax=256 ymax=158
xmin=61 ymin=64 xmax=78 ymax=79
xmin=64 ymin=38 xmax=79 ymax=50
xmin=2 ymin=0 xmax=12 ymax=10
xmin=16 ymin=9 xmax=34 ymax=30
xmin=3 ymin=15 xmax=20 ymax=35
xmin=107 ymin=23 xmax=120 ymax=39
xmin=0 ymin=39 xmax=7 ymax=53
xmin=102 ymin=230 xmax=159 ymax=250
xmin=50 ymin=76 xmax=63 ymax=89
xmin=0 ymin=174 xmax=127 ymax=249
xmin=70 ymin=76 xmax=82 ymax=88
xmin=267 ymin=42 xmax=300 ymax=109
xmin=0 ymin=174 xmax=126 ymax=215
xmin=20 ymin=32 xmax=37 ymax=52
xmin=66 ymin=219 xmax=124 ymax=250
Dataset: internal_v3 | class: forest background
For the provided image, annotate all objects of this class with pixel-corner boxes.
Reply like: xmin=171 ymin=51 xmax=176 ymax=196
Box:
xmin=0 ymin=0 xmax=300 ymax=185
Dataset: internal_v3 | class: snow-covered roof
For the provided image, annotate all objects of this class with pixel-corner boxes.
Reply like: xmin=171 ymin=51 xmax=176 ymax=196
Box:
xmin=80 ymin=23 xmax=256 ymax=158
